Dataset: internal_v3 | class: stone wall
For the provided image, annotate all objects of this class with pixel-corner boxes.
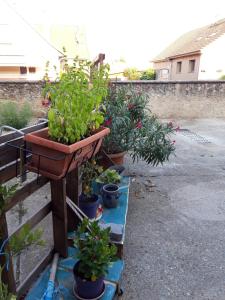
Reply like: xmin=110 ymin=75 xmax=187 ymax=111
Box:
xmin=111 ymin=80 xmax=225 ymax=119
xmin=0 ymin=80 xmax=44 ymax=102
xmin=0 ymin=80 xmax=225 ymax=119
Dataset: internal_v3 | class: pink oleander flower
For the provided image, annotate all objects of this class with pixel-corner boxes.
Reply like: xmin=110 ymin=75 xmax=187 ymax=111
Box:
xmin=175 ymin=126 xmax=180 ymax=132
xmin=167 ymin=121 xmax=173 ymax=128
xmin=128 ymin=103 xmax=135 ymax=110
xmin=172 ymin=140 xmax=176 ymax=144
xmin=136 ymin=120 xmax=142 ymax=129
xmin=104 ymin=117 xmax=112 ymax=127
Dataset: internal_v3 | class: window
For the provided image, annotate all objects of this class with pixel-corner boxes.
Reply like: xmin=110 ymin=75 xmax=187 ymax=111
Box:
xmin=160 ymin=69 xmax=169 ymax=79
xmin=189 ymin=60 xmax=195 ymax=73
xmin=20 ymin=67 xmax=27 ymax=74
xmin=29 ymin=67 xmax=36 ymax=73
xmin=176 ymin=61 xmax=182 ymax=73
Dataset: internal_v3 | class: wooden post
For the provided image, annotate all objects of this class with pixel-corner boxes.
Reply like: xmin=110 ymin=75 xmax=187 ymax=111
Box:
xmin=66 ymin=168 xmax=81 ymax=231
xmin=50 ymin=179 xmax=68 ymax=258
xmin=0 ymin=214 xmax=16 ymax=294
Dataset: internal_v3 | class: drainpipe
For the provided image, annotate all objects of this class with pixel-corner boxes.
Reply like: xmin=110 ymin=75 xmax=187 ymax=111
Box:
xmin=169 ymin=59 xmax=173 ymax=80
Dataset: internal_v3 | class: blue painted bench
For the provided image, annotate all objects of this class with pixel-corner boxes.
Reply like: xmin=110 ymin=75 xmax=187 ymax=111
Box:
xmin=68 ymin=176 xmax=130 ymax=257
xmin=26 ymin=176 xmax=130 ymax=299
xmin=25 ymin=247 xmax=124 ymax=300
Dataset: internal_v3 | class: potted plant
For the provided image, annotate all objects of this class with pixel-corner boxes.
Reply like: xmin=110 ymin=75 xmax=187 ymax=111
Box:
xmin=73 ymin=218 xmax=117 ymax=299
xmin=79 ymin=160 xmax=103 ymax=219
xmin=96 ymin=169 xmax=121 ymax=208
xmin=96 ymin=169 xmax=121 ymax=186
xmin=24 ymin=58 xmax=110 ymax=180
xmin=102 ymin=86 xmax=176 ymax=165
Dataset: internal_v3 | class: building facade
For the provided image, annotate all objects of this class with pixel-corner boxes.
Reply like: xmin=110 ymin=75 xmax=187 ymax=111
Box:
xmin=153 ymin=19 xmax=225 ymax=81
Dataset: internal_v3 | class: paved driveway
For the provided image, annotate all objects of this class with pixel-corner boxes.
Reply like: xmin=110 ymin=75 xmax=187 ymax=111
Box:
xmin=123 ymin=119 xmax=225 ymax=300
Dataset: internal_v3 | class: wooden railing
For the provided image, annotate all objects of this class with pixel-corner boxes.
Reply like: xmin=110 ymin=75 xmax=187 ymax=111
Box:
xmin=0 ymin=121 xmax=81 ymax=298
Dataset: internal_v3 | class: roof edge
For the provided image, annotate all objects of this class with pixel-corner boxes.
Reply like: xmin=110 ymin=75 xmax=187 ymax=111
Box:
xmin=152 ymin=50 xmax=201 ymax=63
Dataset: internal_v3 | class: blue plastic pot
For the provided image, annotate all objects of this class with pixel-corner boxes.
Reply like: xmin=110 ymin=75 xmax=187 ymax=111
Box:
xmin=73 ymin=261 xmax=104 ymax=299
xmin=102 ymin=184 xmax=120 ymax=208
xmin=79 ymin=193 xmax=99 ymax=219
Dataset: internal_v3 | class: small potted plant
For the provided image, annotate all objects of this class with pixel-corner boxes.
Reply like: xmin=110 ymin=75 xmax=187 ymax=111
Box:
xmin=24 ymin=58 xmax=110 ymax=180
xmin=96 ymin=169 xmax=121 ymax=208
xmin=73 ymin=218 xmax=117 ymax=299
xmin=96 ymin=169 xmax=121 ymax=186
xmin=79 ymin=160 xmax=103 ymax=219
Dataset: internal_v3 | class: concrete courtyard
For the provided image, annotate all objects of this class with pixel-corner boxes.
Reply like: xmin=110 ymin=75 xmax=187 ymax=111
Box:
xmin=123 ymin=119 xmax=225 ymax=300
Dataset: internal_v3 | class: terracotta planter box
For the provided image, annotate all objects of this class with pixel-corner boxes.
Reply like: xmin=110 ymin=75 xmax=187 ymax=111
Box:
xmin=24 ymin=127 xmax=110 ymax=180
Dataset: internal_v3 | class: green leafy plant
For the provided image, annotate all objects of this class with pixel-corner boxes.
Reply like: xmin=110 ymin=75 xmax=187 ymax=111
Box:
xmin=0 ymin=267 xmax=16 ymax=300
xmin=74 ymin=218 xmax=117 ymax=281
xmin=0 ymin=101 xmax=32 ymax=129
xmin=81 ymin=159 xmax=103 ymax=196
xmin=96 ymin=169 xmax=121 ymax=184
xmin=123 ymin=68 xmax=140 ymax=80
xmin=10 ymin=224 xmax=45 ymax=256
xmin=103 ymin=87 xmax=176 ymax=165
xmin=0 ymin=184 xmax=17 ymax=215
xmin=140 ymin=68 xmax=156 ymax=80
xmin=44 ymin=56 xmax=109 ymax=145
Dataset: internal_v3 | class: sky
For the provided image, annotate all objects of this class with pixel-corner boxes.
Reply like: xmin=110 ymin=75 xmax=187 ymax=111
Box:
xmin=2 ymin=0 xmax=225 ymax=68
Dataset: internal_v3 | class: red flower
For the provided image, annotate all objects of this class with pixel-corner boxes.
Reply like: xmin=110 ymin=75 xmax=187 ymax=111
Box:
xmin=128 ymin=103 xmax=135 ymax=110
xmin=41 ymin=99 xmax=50 ymax=108
xmin=167 ymin=121 xmax=173 ymax=128
xmin=136 ymin=120 xmax=142 ymax=129
xmin=104 ymin=117 xmax=112 ymax=127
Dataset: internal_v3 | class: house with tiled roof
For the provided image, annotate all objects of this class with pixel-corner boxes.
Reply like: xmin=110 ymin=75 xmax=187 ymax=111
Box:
xmin=152 ymin=18 xmax=225 ymax=80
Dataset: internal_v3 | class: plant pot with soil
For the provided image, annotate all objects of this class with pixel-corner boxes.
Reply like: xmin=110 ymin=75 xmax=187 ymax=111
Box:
xmin=73 ymin=218 xmax=117 ymax=299
xmin=101 ymin=184 xmax=120 ymax=208
xmin=79 ymin=160 xmax=103 ymax=219
xmin=95 ymin=169 xmax=121 ymax=208
xmin=24 ymin=57 xmax=110 ymax=180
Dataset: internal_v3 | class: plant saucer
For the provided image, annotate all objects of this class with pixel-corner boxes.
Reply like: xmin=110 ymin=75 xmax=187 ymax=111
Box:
xmin=73 ymin=281 xmax=105 ymax=300
xmin=90 ymin=205 xmax=103 ymax=222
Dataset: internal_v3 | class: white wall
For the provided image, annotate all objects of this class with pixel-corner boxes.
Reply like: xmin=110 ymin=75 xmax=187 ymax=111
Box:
xmin=199 ymin=34 xmax=225 ymax=80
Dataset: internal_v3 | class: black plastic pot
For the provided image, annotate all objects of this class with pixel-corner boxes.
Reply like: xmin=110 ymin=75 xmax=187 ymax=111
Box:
xmin=73 ymin=261 xmax=104 ymax=299
xmin=102 ymin=184 xmax=120 ymax=208
xmin=79 ymin=193 xmax=99 ymax=219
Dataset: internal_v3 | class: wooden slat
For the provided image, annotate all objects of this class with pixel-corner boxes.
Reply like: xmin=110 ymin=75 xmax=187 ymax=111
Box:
xmin=0 ymin=214 xmax=16 ymax=293
xmin=0 ymin=144 xmax=20 ymax=167
xmin=66 ymin=168 xmax=81 ymax=231
xmin=16 ymin=248 xmax=54 ymax=298
xmin=5 ymin=176 xmax=49 ymax=212
xmin=51 ymin=179 xmax=68 ymax=258
xmin=0 ymin=155 xmax=32 ymax=184
xmin=0 ymin=122 xmax=47 ymax=167
xmin=9 ymin=202 xmax=52 ymax=238
xmin=0 ymin=121 xmax=47 ymax=144
xmin=0 ymin=161 xmax=20 ymax=183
